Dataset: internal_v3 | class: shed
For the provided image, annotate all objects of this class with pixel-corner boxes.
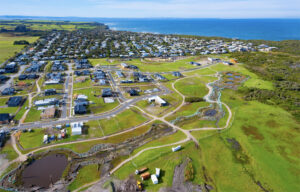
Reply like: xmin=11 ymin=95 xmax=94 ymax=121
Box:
xmin=151 ymin=174 xmax=159 ymax=184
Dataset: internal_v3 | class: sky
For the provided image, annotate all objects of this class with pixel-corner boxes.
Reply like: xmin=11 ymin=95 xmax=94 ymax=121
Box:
xmin=1 ymin=0 xmax=300 ymax=18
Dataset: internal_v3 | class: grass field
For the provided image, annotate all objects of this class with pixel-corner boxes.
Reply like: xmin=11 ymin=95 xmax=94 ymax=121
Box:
xmin=0 ymin=33 xmax=38 ymax=64
xmin=24 ymin=108 xmax=41 ymax=123
xmin=87 ymin=109 xmax=148 ymax=136
xmin=68 ymin=164 xmax=100 ymax=191
xmin=19 ymin=129 xmax=44 ymax=149
xmin=124 ymin=57 xmax=203 ymax=72
xmin=174 ymin=76 xmax=211 ymax=98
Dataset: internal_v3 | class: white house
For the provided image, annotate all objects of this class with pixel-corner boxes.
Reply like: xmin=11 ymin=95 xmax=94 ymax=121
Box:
xmin=71 ymin=122 xmax=83 ymax=135
xmin=148 ymin=96 xmax=167 ymax=107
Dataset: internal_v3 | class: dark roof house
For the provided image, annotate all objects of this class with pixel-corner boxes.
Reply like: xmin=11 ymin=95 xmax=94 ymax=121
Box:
xmin=0 ymin=114 xmax=11 ymax=124
xmin=7 ymin=96 xmax=23 ymax=107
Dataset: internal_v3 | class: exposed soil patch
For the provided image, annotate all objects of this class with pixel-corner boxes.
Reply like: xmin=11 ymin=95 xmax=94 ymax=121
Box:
xmin=159 ymin=158 xmax=204 ymax=192
xmin=242 ymin=125 xmax=264 ymax=140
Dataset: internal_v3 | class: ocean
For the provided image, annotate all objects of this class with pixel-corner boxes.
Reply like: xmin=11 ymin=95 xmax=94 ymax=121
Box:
xmin=95 ymin=18 xmax=300 ymax=41
xmin=1 ymin=16 xmax=300 ymax=41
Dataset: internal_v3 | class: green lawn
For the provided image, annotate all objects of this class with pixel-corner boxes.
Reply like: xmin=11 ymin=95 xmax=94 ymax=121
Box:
xmin=174 ymin=76 xmax=210 ymax=98
xmin=125 ymin=56 xmax=203 ymax=72
xmin=97 ymin=109 xmax=148 ymax=135
xmin=19 ymin=129 xmax=44 ymax=149
xmin=0 ymin=33 xmax=38 ymax=64
xmin=68 ymin=164 xmax=100 ymax=191
xmin=24 ymin=108 xmax=41 ymax=123
xmin=89 ymin=58 xmax=120 ymax=66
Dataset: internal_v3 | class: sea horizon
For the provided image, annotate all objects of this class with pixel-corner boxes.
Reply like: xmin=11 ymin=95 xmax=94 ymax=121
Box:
xmin=1 ymin=16 xmax=300 ymax=41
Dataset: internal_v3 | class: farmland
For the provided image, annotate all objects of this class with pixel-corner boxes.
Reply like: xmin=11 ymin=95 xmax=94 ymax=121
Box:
xmin=0 ymin=33 xmax=38 ymax=64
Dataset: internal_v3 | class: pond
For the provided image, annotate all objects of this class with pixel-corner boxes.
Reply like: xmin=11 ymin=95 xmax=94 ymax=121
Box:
xmin=227 ymin=77 xmax=234 ymax=81
xmin=226 ymin=73 xmax=233 ymax=76
xmin=22 ymin=154 xmax=68 ymax=188
xmin=204 ymin=109 xmax=217 ymax=116
xmin=225 ymin=81 xmax=234 ymax=84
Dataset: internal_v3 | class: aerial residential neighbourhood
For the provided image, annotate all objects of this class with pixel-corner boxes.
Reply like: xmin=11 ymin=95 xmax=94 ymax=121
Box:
xmin=0 ymin=14 xmax=299 ymax=192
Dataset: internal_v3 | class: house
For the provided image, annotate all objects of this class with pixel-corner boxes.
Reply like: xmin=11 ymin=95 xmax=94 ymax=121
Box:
xmin=208 ymin=57 xmax=220 ymax=63
xmin=41 ymin=107 xmax=56 ymax=119
xmin=7 ymin=96 xmax=23 ymax=107
xmin=71 ymin=122 xmax=83 ymax=135
xmin=151 ymin=174 xmax=159 ymax=184
xmin=102 ymin=88 xmax=113 ymax=97
xmin=34 ymin=98 xmax=58 ymax=106
xmin=74 ymin=104 xmax=87 ymax=115
xmin=190 ymin=61 xmax=201 ymax=66
xmin=45 ymin=79 xmax=60 ymax=85
xmin=172 ymin=71 xmax=182 ymax=77
xmin=0 ymin=114 xmax=11 ymax=124
xmin=18 ymin=74 xmax=27 ymax=80
xmin=120 ymin=63 xmax=128 ymax=69
xmin=154 ymin=73 xmax=166 ymax=80
xmin=222 ymin=61 xmax=233 ymax=66
xmin=0 ymin=75 xmax=9 ymax=84
xmin=45 ymin=89 xmax=57 ymax=96
xmin=116 ymin=71 xmax=124 ymax=78
xmin=148 ymin=96 xmax=167 ymax=107
xmin=5 ymin=62 xmax=18 ymax=73
xmin=1 ymin=87 xmax=15 ymax=95
xmin=128 ymin=89 xmax=139 ymax=96
xmin=0 ymin=131 xmax=6 ymax=147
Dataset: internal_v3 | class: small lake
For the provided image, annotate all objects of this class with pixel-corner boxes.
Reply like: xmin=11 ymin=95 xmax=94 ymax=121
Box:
xmin=22 ymin=154 xmax=68 ymax=188
xmin=204 ymin=109 xmax=217 ymax=116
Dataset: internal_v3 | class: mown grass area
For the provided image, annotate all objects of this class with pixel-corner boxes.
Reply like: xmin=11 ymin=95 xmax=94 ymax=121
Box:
xmin=89 ymin=109 xmax=148 ymax=136
xmin=73 ymin=78 xmax=93 ymax=89
xmin=0 ymin=98 xmax=8 ymax=106
xmin=183 ymin=66 xmax=217 ymax=76
xmin=0 ymin=140 xmax=18 ymax=161
xmin=19 ymin=129 xmax=44 ymax=149
xmin=73 ymin=87 xmax=119 ymax=114
xmin=174 ymin=76 xmax=210 ymax=98
xmin=0 ymin=33 xmax=39 ymax=64
xmin=68 ymin=164 xmax=100 ymax=191
xmin=125 ymin=56 xmax=203 ymax=72
xmin=24 ymin=108 xmax=41 ymax=123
